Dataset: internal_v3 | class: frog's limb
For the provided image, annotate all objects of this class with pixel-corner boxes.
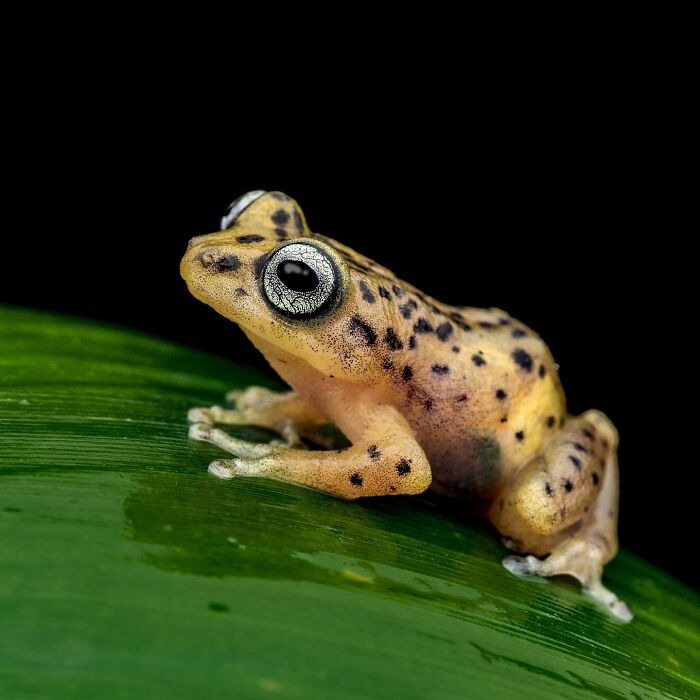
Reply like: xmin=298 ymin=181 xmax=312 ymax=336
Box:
xmin=490 ymin=410 xmax=632 ymax=621
xmin=190 ymin=397 xmax=432 ymax=500
xmin=188 ymin=387 xmax=329 ymax=447
xmin=225 ymin=386 xmax=302 ymax=411
xmin=189 ymin=422 xmax=288 ymax=455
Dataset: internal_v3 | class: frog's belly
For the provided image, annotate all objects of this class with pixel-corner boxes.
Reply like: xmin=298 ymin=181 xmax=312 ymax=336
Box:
xmin=418 ymin=431 xmax=508 ymax=502
xmin=396 ymin=376 xmax=562 ymax=502
xmin=399 ymin=401 xmax=521 ymax=502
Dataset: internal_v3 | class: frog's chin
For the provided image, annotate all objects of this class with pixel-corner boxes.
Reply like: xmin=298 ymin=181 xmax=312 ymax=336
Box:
xmin=242 ymin=329 xmax=333 ymax=382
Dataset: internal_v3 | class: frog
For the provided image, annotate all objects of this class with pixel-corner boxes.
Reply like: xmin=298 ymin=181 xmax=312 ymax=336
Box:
xmin=181 ymin=190 xmax=632 ymax=621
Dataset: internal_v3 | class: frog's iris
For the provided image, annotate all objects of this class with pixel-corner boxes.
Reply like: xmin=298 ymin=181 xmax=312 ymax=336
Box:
xmin=262 ymin=241 xmax=340 ymax=319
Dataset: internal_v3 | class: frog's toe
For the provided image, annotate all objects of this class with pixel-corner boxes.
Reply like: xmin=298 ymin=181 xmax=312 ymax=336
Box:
xmin=208 ymin=455 xmax=279 ymax=482
xmin=503 ymin=554 xmax=541 ymax=576
xmin=208 ymin=459 xmax=237 ymax=479
xmin=225 ymin=386 xmax=282 ymax=411
xmin=208 ymin=457 xmax=275 ymax=480
xmin=188 ymin=407 xmax=215 ymax=424
xmin=188 ymin=405 xmax=245 ymax=425
xmin=189 ymin=421 xmax=213 ymax=441
xmin=277 ymin=419 xmax=306 ymax=448
xmin=585 ymin=581 xmax=634 ymax=622
xmin=225 ymin=389 xmax=243 ymax=406
xmin=189 ymin=423 xmax=280 ymax=458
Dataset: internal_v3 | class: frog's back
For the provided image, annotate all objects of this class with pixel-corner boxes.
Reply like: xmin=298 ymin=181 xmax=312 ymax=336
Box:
xmin=312 ymin=232 xmax=566 ymax=501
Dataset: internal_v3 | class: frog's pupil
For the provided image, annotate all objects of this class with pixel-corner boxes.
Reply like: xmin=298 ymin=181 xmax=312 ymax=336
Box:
xmin=277 ymin=260 xmax=319 ymax=292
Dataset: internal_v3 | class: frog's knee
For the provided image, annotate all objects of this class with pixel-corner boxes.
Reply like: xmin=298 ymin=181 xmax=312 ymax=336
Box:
xmin=513 ymin=482 xmax=569 ymax=535
xmin=367 ymin=439 xmax=432 ymax=495
xmin=580 ymin=409 xmax=619 ymax=449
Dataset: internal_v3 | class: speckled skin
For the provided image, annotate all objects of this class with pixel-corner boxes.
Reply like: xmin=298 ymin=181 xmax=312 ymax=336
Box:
xmin=181 ymin=191 xmax=631 ymax=621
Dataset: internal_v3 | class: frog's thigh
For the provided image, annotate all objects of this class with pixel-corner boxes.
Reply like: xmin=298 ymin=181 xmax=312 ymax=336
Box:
xmin=490 ymin=410 xmax=632 ymax=621
xmin=205 ymin=415 xmax=432 ymax=500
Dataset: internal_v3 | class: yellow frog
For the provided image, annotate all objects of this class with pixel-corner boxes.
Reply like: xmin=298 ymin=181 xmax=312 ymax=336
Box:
xmin=181 ymin=190 xmax=631 ymax=621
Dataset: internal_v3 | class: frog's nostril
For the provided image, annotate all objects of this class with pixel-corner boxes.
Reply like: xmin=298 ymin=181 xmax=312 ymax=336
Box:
xmin=191 ymin=246 xmax=242 ymax=274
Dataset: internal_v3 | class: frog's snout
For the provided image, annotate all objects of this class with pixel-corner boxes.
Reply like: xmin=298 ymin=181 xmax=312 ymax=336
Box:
xmin=180 ymin=239 xmax=211 ymax=284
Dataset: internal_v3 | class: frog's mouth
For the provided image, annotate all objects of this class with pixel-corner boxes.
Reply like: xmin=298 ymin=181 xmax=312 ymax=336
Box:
xmin=179 ymin=236 xmax=258 ymax=322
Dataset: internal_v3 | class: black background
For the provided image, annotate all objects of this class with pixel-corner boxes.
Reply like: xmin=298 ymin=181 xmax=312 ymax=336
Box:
xmin=1 ymin=81 xmax=693 ymax=589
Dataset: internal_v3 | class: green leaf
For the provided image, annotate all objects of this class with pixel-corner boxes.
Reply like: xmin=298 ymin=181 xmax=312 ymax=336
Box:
xmin=1 ymin=305 xmax=698 ymax=700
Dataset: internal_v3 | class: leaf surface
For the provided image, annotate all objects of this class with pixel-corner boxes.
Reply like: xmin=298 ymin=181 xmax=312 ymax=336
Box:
xmin=1 ymin=306 xmax=698 ymax=699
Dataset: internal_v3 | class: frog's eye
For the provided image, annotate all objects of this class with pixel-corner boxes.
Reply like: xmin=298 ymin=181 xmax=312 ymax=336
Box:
xmin=262 ymin=242 xmax=339 ymax=318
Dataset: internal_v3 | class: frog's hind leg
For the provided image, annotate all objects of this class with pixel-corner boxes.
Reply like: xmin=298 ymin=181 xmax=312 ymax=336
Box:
xmin=490 ymin=410 xmax=632 ymax=621
xmin=188 ymin=386 xmax=330 ymax=447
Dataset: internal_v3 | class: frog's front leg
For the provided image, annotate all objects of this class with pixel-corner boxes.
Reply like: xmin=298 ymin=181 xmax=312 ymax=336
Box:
xmin=189 ymin=393 xmax=432 ymax=500
xmin=188 ymin=386 xmax=328 ymax=447
xmin=490 ymin=410 xmax=632 ymax=621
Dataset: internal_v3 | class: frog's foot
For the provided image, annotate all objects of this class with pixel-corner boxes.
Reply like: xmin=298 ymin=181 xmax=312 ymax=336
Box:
xmin=189 ymin=422 xmax=291 ymax=456
xmin=188 ymin=387 xmax=327 ymax=448
xmin=188 ymin=406 xmax=304 ymax=446
xmin=189 ymin=421 xmax=299 ymax=481
xmin=188 ymin=405 xmax=238 ymax=425
xmin=503 ymin=533 xmax=632 ymax=622
xmin=206 ymin=456 xmax=290 ymax=482
xmin=207 ymin=459 xmax=238 ymax=480
xmin=225 ymin=386 xmax=291 ymax=411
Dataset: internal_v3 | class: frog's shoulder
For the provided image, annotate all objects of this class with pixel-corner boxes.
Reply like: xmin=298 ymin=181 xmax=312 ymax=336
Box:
xmin=311 ymin=233 xmax=398 ymax=284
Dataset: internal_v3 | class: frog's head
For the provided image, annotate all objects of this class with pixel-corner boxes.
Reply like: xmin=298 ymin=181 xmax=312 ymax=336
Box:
xmin=181 ymin=191 xmax=402 ymax=381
